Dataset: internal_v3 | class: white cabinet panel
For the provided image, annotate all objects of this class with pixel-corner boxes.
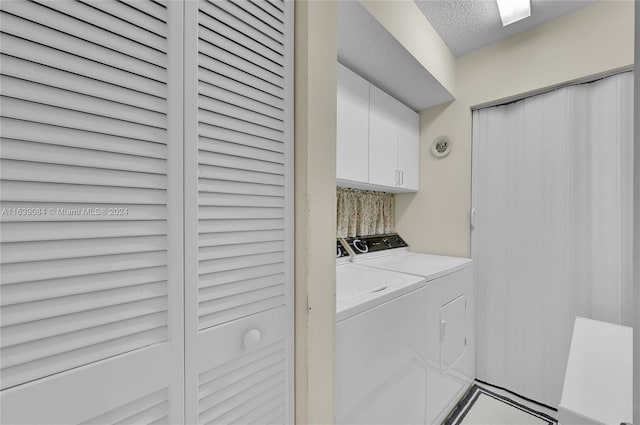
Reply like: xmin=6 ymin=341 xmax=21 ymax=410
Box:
xmin=336 ymin=66 xmax=419 ymax=193
xmin=368 ymin=85 xmax=399 ymax=188
xmin=337 ymin=63 xmax=369 ymax=184
xmin=395 ymin=103 xmax=420 ymax=191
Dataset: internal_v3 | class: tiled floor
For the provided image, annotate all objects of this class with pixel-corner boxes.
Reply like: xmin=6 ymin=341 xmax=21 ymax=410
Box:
xmin=474 ymin=382 xmax=557 ymax=420
xmin=448 ymin=382 xmax=558 ymax=425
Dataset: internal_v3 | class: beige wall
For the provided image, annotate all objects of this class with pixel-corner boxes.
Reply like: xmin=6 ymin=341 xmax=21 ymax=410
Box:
xmin=633 ymin=2 xmax=639 ymax=423
xmin=360 ymin=0 xmax=456 ymax=95
xmin=294 ymin=1 xmax=338 ymax=423
xmin=396 ymin=0 xmax=635 ymax=257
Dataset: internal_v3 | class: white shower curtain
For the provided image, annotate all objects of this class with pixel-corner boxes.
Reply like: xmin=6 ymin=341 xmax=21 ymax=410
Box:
xmin=472 ymin=72 xmax=634 ymax=408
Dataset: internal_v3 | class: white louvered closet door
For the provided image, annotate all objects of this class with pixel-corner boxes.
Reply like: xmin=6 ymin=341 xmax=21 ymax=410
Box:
xmin=0 ymin=1 xmax=185 ymax=424
xmin=183 ymin=1 xmax=294 ymax=424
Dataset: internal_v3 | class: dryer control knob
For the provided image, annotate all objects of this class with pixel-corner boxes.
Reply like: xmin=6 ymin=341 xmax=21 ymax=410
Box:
xmin=352 ymin=239 xmax=368 ymax=253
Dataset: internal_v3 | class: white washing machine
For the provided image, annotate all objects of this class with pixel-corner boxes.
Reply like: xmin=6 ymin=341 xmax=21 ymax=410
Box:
xmin=335 ymin=239 xmax=427 ymax=425
xmin=347 ymin=235 xmax=475 ymax=425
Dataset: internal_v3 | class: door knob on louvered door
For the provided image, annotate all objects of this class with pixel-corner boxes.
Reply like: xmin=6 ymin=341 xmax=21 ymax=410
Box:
xmin=243 ymin=329 xmax=262 ymax=349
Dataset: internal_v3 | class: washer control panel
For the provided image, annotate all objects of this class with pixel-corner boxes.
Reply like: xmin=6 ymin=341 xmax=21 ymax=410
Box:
xmin=344 ymin=233 xmax=408 ymax=255
xmin=336 ymin=238 xmax=351 ymax=258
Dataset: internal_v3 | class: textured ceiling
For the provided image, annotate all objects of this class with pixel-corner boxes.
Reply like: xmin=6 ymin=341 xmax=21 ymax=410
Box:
xmin=415 ymin=0 xmax=599 ymax=56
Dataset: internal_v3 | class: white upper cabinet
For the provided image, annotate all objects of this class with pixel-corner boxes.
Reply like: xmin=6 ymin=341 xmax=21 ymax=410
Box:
xmin=368 ymin=84 xmax=399 ymax=188
xmin=395 ymin=101 xmax=420 ymax=191
xmin=336 ymin=64 xmax=419 ymax=193
xmin=337 ymin=63 xmax=370 ymax=184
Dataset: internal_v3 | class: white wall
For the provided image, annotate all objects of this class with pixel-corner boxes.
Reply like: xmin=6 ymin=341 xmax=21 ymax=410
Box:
xmin=396 ymin=0 xmax=635 ymax=257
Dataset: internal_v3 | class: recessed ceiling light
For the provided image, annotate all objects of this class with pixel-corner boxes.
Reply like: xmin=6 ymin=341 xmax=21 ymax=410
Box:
xmin=496 ymin=0 xmax=531 ymax=26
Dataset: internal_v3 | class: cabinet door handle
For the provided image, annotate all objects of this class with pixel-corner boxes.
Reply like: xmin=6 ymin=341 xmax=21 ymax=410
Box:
xmin=395 ymin=170 xmax=401 ymax=185
xmin=440 ymin=319 xmax=446 ymax=341
xmin=243 ymin=329 xmax=262 ymax=349
xmin=400 ymin=170 xmax=404 ymax=185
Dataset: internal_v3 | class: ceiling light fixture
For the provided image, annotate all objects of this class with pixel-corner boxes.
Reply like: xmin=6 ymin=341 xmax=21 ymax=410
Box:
xmin=496 ymin=0 xmax=531 ymax=26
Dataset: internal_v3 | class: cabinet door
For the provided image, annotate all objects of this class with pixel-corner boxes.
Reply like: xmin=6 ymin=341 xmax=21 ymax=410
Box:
xmin=368 ymin=85 xmax=398 ymax=188
xmin=396 ymin=104 xmax=420 ymax=191
xmin=337 ymin=63 xmax=369 ymax=184
xmin=184 ymin=0 xmax=294 ymax=423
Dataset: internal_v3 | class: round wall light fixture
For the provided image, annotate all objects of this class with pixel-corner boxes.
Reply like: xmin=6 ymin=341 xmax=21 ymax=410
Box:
xmin=431 ymin=135 xmax=452 ymax=158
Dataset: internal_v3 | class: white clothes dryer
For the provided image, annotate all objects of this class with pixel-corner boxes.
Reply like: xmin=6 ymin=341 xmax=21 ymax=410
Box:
xmin=347 ymin=234 xmax=475 ymax=425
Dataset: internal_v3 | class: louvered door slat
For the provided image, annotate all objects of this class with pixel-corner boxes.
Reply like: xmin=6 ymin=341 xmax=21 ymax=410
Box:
xmin=198 ymin=66 xmax=285 ymax=112
xmin=1 ymin=267 xmax=167 ymax=305
xmin=199 ymin=273 xmax=284 ymax=302
xmin=1 ymin=221 xmax=166 ymax=243
xmin=1 ymin=252 xmax=167 ymax=286
xmin=199 ymin=0 xmax=283 ymax=56
xmin=0 ymin=138 xmax=166 ymax=173
xmin=200 ymin=166 xmax=284 ymax=186
xmin=198 ymin=53 xmax=283 ymax=100
xmin=34 ymin=0 xmax=167 ymax=52
xmin=198 ymin=40 xmax=283 ymax=89
xmin=2 ymin=313 xmax=168 ymax=369
xmin=1 ymin=98 xmax=167 ymax=143
xmin=79 ymin=388 xmax=169 ymax=425
xmin=0 ymin=160 xmax=166 ymax=189
xmin=1 ymin=2 xmax=183 ymax=417
xmin=199 ymin=263 xmax=284 ymax=289
xmin=122 ymin=0 xmax=168 ymax=23
xmin=0 ymin=35 xmax=166 ymax=98
xmin=199 ymin=240 xmax=284 ymax=260
xmin=3 ymin=327 xmax=168 ymax=390
xmin=199 ymin=126 xmax=284 ymax=153
xmin=232 ymin=0 xmax=284 ymax=35
xmin=1 ymin=235 xmax=166 ymax=264
xmin=0 ymin=56 xmax=167 ymax=113
xmin=0 ymin=12 xmax=166 ymax=82
xmin=1 ymin=281 xmax=167 ymax=325
xmin=1 ymin=76 xmax=166 ymax=128
xmin=81 ymin=1 xmax=167 ymax=38
xmin=2 ymin=1 xmax=166 ymax=67
xmin=0 ymin=132 xmax=167 ymax=166
xmin=199 ymin=150 xmax=283 ymax=174
xmin=200 ymin=229 xmax=284 ymax=246
xmin=1 ymin=181 xmax=166 ymax=204
xmin=2 ymin=298 xmax=168 ymax=347
xmin=199 ymin=252 xmax=284 ymax=275
xmin=199 ymin=218 xmax=285 ymax=233
xmin=199 ymin=83 xmax=284 ymax=126
xmin=198 ymin=9 xmax=283 ymax=67
xmin=213 ymin=1 xmax=283 ymax=45
xmin=199 ymin=193 xmax=284 ymax=208
xmin=199 ymin=138 xmax=284 ymax=163
xmin=251 ymin=0 xmax=284 ymax=22
xmin=199 ymin=108 xmax=282 ymax=141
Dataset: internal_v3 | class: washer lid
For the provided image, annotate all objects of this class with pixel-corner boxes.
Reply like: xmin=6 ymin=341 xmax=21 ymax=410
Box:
xmin=359 ymin=252 xmax=472 ymax=281
xmin=336 ymin=263 xmax=424 ymax=321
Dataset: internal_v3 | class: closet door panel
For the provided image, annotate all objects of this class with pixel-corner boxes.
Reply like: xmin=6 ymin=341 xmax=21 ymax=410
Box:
xmin=0 ymin=1 xmax=184 ymax=423
xmin=184 ymin=1 xmax=294 ymax=423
